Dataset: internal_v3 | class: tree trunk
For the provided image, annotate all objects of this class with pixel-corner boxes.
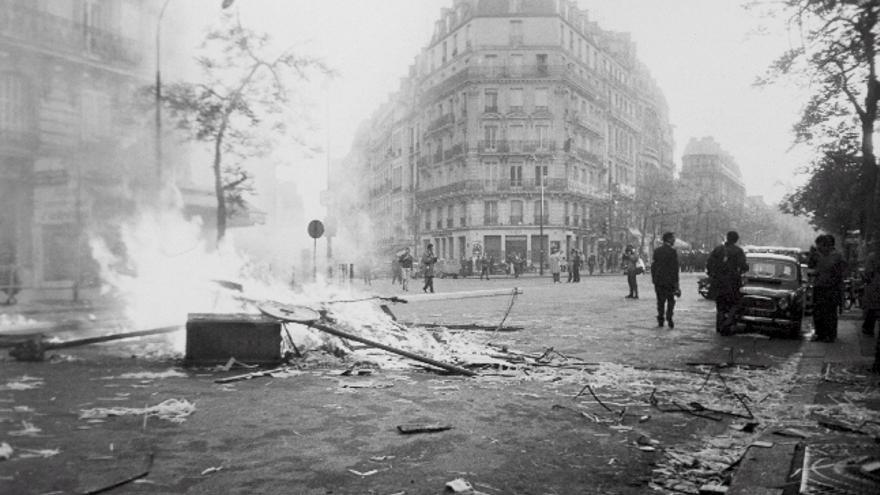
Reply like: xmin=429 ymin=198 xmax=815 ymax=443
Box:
xmin=213 ymin=131 xmax=226 ymax=243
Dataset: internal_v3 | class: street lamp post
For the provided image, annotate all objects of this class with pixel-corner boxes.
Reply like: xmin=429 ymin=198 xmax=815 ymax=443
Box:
xmin=539 ymin=164 xmax=545 ymax=276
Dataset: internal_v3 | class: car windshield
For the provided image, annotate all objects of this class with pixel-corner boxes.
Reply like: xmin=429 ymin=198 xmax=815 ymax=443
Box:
xmin=746 ymin=260 xmax=797 ymax=280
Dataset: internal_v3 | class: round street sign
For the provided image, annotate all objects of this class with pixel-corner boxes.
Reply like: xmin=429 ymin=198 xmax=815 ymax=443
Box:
xmin=307 ymin=219 xmax=325 ymax=239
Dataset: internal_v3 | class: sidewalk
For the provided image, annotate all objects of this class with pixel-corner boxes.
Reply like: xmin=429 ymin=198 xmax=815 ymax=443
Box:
xmin=728 ymin=315 xmax=880 ymax=494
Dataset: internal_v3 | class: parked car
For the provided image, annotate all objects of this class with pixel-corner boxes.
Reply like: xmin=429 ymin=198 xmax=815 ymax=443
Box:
xmin=412 ymin=258 xmax=462 ymax=279
xmin=734 ymin=253 xmax=808 ymax=338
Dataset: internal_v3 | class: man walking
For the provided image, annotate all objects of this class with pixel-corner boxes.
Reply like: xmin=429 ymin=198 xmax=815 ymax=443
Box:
xmin=398 ymin=247 xmax=414 ymax=291
xmin=707 ymin=231 xmax=748 ymax=335
xmin=808 ymin=234 xmax=847 ymax=342
xmin=652 ymin=232 xmax=680 ymax=328
xmin=421 ymin=244 xmax=438 ymax=293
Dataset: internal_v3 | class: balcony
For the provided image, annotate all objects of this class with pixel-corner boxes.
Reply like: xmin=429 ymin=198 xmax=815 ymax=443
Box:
xmin=575 ymin=148 xmax=601 ymax=165
xmin=484 ymin=105 xmax=499 ymax=114
xmin=533 ymin=215 xmax=549 ymax=225
xmin=426 ymin=113 xmax=455 ymax=133
xmin=484 ymin=216 xmax=499 ymax=225
xmin=0 ymin=2 xmax=141 ymax=66
xmin=509 ymin=215 xmax=524 ymax=225
xmin=444 ymin=143 xmax=465 ymax=160
xmin=477 ymin=140 xmax=509 ymax=153
xmin=566 ymin=110 xmax=604 ymax=136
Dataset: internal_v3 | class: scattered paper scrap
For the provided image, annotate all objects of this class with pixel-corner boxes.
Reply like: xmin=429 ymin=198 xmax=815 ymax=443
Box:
xmin=750 ymin=440 xmax=774 ymax=448
xmin=860 ymin=460 xmax=880 ymax=474
xmin=79 ymin=398 xmax=195 ymax=423
xmin=0 ymin=442 xmax=12 ymax=461
xmin=1 ymin=376 xmax=45 ymax=391
xmin=348 ymin=468 xmax=379 ymax=477
xmin=201 ymin=466 xmax=223 ymax=475
xmin=397 ymin=423 xmax=453 ymax=434
xmin=370 ymin=455 xmax=396 ymax=461
xmin=19 ymin=448 xmax=60 ymax=459
xmin=114 ymin=369 xmax=187 ymax=380
xmin=8 ymin=421 xmax=42 ymax=437
xmin=445 ymin=478 xmax=473 ymax=492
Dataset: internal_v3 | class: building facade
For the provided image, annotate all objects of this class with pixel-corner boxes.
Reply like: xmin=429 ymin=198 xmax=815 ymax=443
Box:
xmin=336 ymin=0 xmax=675 ymax=269
xmin=679 ymin=136 xmax=746 ymax=249
xmin=1 ymin=0 xmax=156 ymax=299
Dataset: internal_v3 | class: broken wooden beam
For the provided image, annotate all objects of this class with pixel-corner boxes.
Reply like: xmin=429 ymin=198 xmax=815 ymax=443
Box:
xmin=391 ymin=287 xmax=522 ymax=303
xmin=9 ymin=325 xmax=181 ymax=361
xmin=257 ymin=303 xmax=477 ymax=377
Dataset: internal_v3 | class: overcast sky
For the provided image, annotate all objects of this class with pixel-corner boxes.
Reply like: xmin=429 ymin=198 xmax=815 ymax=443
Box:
xmin=171 ymin=0 xmax=810 ymax=220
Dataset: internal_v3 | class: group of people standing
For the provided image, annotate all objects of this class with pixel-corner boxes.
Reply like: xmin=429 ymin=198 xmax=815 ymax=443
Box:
xmin=548 ymin=248 xmax=585 ymax=283
xmin=391 ymin=245 xmax=439 ymax=293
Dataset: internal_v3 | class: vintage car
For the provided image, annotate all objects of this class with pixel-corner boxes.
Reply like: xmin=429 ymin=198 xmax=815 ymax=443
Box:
xmin=735 ymin=252 xmax=808 ymax=338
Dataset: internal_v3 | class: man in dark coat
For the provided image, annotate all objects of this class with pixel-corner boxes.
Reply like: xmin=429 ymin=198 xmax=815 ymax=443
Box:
xmin=652 ymin=232 xmax=680 ymax=328
xmin=707 ymin=231 xmax=748 ymax=335
xmin=808 ymin=234 xmax=847 ymax=342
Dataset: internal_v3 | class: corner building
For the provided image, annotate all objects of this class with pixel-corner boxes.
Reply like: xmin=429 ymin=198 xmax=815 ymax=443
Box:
xmin=347 ymin=0 xmax=675 ymax=268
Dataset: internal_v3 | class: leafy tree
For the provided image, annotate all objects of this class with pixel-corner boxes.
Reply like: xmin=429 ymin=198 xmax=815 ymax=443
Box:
xmin=755 ymin=0 xmax=880 ymax=242
xmin=159 ymin=13 xmax=331 ymax=241
xmin=781 ymin=149 xmax=864 ymax=237
xmin=633 ymin=168 xmax=677 ymax=253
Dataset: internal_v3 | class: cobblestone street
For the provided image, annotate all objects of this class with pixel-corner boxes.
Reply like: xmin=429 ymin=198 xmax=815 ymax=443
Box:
xmin=1 ymin=272 xmax=877 ymax=494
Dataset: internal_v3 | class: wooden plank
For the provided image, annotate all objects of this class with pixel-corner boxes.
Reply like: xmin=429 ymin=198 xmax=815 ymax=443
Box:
xmin=727 ymin=441 xmax=799 ymax=495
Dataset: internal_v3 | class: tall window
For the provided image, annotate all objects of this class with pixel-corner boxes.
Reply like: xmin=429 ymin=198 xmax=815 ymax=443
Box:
xmin=447 ymin=204 xmax=454 ymax=228
xmin=509 ymin=20 xmax=523 ymax=45
xmin=0 ymin=73 xmax=34 ymax=134
xmin=509 ymin=164 xmax=522 ymax=187
xmin=508 ymin=124 xmax=523 ymax=151
xmin=534 ymin=165 xmax=547 ymax=185
xmin=534 ymin=88 xmax=548 ymax=111
xmin=536 ymin=54 xmax=548 ymax=75
xmin=484 ymin=201 xmax=498 ymax=225
xmin=436 ymin=206 xmax=443 ymax=229
xmin=510 ymin=200 xmax=524 ymax=225
xmin=484 ymin=89 xmax=498 ymax=112
xmin=509 ymin=88 xmax=523 ymax=112
xmin=460 ymin=202 xmax=468 ymax=226
xmin=534 ymin=200 xmax=548 ymax=224
xmin=535 ymin=124 xmax=550 ymax=149
xmin=484 ymin=54 xmax=498 ymax=77
xmin=510 ymin=54 xmax=523 ymax=77
xmin=483 ymin=125 xmax=498 ymax=150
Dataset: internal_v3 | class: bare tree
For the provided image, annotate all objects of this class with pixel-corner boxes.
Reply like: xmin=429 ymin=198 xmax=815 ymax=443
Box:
xmin=159 ymin=13 xmax=332 ymax=241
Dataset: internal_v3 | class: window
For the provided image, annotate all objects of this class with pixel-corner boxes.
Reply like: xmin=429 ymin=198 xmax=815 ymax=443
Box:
xmin=510 ymin=54 xmax=523 ymax=77
xmin=485 ymin=89 xmax=498 ymax=113
xmin=442 ymin=41 xmax=447 ymax=64
xmin=483 ymin=125 xmax=498 ymax=150
xmin=436 ymin=206 xmax=443 ymax=229
xmin=535 ymin=124 xmax=550 ymax=149
xmin=509 ymin=20 xmax=523 ymax=45
xmin=536 ymin=54 xmax=548 ymax=75
xmin=564 ymin=202 xmax=570 ymax=225
xmin=484 ymin=201 xmax=498 ymax=225
xmin=0 ymin=72 xmax=34 ymax=134
xmin=447 ymin=204 xmax=454 ymax=228
xmin=572 ymin=202 xmax=580 ymax=226
xmin=460 ymin=202 xmax=468 ymax=226
xmin=452 ymin=33 xmax=458 ymax=56
xmin=508 ymin=124 xmax=524 ymax=151
xmin=534 ymin=88 xmax=548 ymax=111
xmin=425 ymin=209 xmax=432 ymax=230
xmin=510 ymin=200 xmax=524 ymax=225
xmin=484 ymin=54 xmax=498 ymax=76
xmin=534 ymin=165 xmax=547 ymax=185
xmin=509 ymin=88 xmax=523 ymax=112
xmin=534 ymin=200 xmax=548 ymax=224
xmin=509 ymin=164 xmax=522 ymax=187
